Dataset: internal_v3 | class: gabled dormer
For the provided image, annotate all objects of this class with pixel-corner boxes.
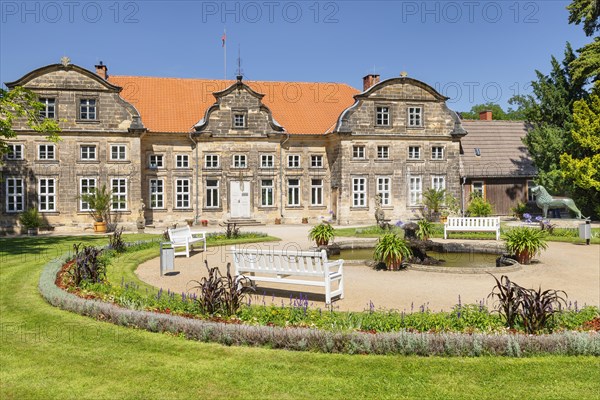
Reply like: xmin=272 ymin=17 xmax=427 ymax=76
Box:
xmin=335 ymin=74 xmax=466 ymax=138
xmin=193 ymin=76 xmax=284 ymax=137
xmin=5 ymin=61 xmax=145 ymax=133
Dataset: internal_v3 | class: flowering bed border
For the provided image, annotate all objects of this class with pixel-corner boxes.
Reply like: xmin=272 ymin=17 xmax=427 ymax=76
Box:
xmin=39 ymin=254 xmax=600 ymax=357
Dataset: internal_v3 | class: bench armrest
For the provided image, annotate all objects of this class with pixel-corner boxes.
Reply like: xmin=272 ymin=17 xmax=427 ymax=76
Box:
xmin=324 ymin=259 xmax=344 ymax=274
xmin=193 ymin=231 xmax=207 ymax=241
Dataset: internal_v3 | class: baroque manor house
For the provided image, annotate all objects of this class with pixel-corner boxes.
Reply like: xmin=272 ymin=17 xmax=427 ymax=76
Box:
xmin=4 ymin=61 xmax=527 ymax=232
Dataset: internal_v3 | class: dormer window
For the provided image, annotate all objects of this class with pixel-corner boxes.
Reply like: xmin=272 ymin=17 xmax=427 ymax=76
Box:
xmin=408 ymin=107 xmax=422 ymax=127
xmin=40 ymin=98 xmax=55 ymax=119
xmin=233 ymin=112 xmax=246 ymax=128
xmin=79 ymin=99 xmax=97 ymax=120
xmin=376 ymin=106 xmax=390 ymax=126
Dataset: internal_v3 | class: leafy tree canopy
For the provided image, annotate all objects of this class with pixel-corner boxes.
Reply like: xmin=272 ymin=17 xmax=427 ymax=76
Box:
xmin=459 ymin=102 xmax=525 ymax=120
xmin=0 ymin=86 xmax=61 ymax=157
xmin=570 ymin=37 xmax=600 ymax=90
xmin=568 ymin=0 xmax=600 ymax=36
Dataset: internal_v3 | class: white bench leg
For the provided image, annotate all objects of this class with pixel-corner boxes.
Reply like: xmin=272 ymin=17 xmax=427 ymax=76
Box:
xmin=325 ymin=278 xmax=332 ymax=305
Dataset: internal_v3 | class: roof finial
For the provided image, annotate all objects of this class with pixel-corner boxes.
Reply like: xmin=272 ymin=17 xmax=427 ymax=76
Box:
xmin=60 ymin=56 xmax=71 ymax=67
xmin=400 ymin=71 xmax=408 ymax=78
xmin=236 ymin=44 xmax=244 ymax=81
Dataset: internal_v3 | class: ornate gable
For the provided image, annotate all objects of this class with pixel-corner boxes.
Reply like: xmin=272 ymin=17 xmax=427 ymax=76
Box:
xmin=193 ymin=77 xmax=284 ymax=137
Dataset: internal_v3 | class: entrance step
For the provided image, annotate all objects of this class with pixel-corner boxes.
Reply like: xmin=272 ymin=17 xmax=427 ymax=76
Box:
xmin=221 ymin=219 xmax=264 ymax=227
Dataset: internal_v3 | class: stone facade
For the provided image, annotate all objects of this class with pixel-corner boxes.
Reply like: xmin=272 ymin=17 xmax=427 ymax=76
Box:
xmin=1 ymin=64 xmax=469 ymax=232
xmin=1 ymin=64 xmax=145 ymax=233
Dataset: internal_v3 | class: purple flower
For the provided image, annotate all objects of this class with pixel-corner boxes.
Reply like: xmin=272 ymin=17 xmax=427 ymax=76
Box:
xmin=535 ymin=216 xmax=543 ymax=221
xmin=523 ymin=213 xmax=531 ymax=220
xmin=395 ymin=220 xmax=404 ymax=227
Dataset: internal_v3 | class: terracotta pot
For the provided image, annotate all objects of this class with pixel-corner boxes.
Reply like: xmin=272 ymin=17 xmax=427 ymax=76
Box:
xmin=302 ymin=218 xmax=308 ymax=224
xmin=201 ymin=220 xmax=208 ymax=227
xmin=316 ymin=239 xmax=329 ymax=247
xmin=516 ymin=250 xmax=531 ymax=265
xmin=440 ymin=216 xmax=448 ymax=224
xmin=387 ymin=258 xmax=403 ymax=271
xmin=274 ymin=218 xmax=282 ymax=225
xmin=93 ymin=221 xmax=107 ymax=233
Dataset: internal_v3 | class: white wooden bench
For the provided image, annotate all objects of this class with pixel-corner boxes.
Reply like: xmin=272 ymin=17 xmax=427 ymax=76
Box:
xmin=231 ymin=247 xmax=344 ymax=304
xmin=444 ymin=217 xmax=501 ymax=240
xmin=167 ymin=226 xmax=207 ymax=257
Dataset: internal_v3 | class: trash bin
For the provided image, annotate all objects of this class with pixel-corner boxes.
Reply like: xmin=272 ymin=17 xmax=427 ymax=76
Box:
xmin=160 ymin=242 xmax=175 ymax=276
xmin=579 ymin=222 xmax=592 ymax=245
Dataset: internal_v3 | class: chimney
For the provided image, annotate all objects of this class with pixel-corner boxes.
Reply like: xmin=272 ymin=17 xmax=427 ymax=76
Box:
xmin=479 ymin=110 xmax=493 ymax=121
xmin=95 ymin=61 xmax=108 ymax=80
xmin=362 ymin=74 xmax=380 ymax=91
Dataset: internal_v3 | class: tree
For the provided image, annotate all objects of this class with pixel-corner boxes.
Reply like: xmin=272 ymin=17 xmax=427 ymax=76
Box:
xmin=0 ymin=87 xmax=61 ymax=157
xmin=570 ymin=37 xmax=600 ymax=90
xmin=559 ymin=94 xmax=600 ymax=217
xmin=568 ymin=0 xmax=600 ymax=36
xmin=510 ymin=44 xmax=586 ymax=194
xmin=460 ymin=102 xmax=525 ymax=120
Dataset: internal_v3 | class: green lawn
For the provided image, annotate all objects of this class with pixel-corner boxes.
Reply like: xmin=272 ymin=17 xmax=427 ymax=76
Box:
xmin=1 ymin=235 xmax=599 ymax=399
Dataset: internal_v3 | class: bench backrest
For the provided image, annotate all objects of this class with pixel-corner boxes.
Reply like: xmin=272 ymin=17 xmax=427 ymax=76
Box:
xmin=168 ymin=226 xmax=191 ymax=241
xmin=446 ymin=217 xmax=500 ymax=228
xmin=231 ymin=247 xmax=329 ymax=276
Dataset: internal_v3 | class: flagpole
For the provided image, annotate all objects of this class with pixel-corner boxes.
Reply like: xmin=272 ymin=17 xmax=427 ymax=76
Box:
xmin=223 ymin=28 xmax=227 ymax=80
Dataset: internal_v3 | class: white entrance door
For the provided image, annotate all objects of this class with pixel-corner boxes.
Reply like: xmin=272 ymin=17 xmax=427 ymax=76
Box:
xmin=230 ymin=181 xmax=251 ymax=218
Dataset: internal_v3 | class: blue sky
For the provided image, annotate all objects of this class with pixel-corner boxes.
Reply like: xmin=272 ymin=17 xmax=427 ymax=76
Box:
xmin=0 ymin=0 xmax=590 ymax=111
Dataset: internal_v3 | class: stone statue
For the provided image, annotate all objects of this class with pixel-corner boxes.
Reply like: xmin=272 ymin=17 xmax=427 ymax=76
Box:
xmin=136 ymin=199 xmax=146 ymax=231
xmin=531 ymin=186 xmax=585 ymax=219
xmin=374 ymin=194 xmax=390 ymax=230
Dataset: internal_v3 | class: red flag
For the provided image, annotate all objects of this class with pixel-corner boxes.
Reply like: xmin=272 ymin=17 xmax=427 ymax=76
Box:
xmin=221 ymin=31 xmax=226 ymax=47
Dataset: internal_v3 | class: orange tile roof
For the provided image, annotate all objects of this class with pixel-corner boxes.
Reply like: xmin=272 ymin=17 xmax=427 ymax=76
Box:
xmin=108 ymin=76 xmax=359 ymax=134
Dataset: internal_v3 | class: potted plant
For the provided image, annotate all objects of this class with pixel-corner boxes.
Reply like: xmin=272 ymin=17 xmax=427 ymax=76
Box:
xmin=80 ymin=184 xmax=112 ymax=233
xmin=511 ymin=201 xmax=527 ymax=220
xmin=19 ymin=207 xmax=42 ymax=236
xmin=422 ymin=188 xmax=446 ymax=221
xmin=308 ymin=222 xmax=335 ymax=246
xmin=373 ymin=233 xmax=412 ymax=271
xmin=504 ymin=227 xmax=548 ymax=265
xmin=274 ymin=217 xmax=282 ymax=225
xmin=201 ymin=219 xmax=208 ymax=227
xmin=416 ymin=219 xmax=434 ymax=241
xmin=301 ymin=217 xmax=309 ymax=224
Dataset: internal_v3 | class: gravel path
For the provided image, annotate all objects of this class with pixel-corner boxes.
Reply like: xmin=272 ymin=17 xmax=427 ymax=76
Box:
xmin=136 ymin=224 xmax=600 ymax=312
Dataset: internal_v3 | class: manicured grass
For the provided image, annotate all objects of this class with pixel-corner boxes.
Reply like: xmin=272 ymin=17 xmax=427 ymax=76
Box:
xmin=335 ymin=224 xmax=600 ymax=244
xmin=1 ymin=235 xmax=599 ymax=399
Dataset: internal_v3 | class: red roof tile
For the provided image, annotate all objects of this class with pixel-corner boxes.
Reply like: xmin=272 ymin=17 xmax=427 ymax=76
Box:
xmin=108 ymin=76 xmax=359 ymax=134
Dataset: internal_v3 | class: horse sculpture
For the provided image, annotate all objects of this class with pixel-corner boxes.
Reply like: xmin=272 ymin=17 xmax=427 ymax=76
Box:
xmin=531 ymin=186 xmax=585 ymax=219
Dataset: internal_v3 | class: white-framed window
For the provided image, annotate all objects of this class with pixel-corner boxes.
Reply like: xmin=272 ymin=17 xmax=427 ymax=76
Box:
xmin=6 ymin=144 xmax=23 ymax=160
xmin=527 ymin=180 xmax=536 ymax=202
xmin=408 ymin=146 xmax=421 ymax=160
xmin=377 ymin=177 xmax=391 ymax=206
xmin=205 ymin=154 xmax=220 ymax=169
xmin=175 ymin=154 xmax=189 ymax=168
xmin=376 ymin=106 xmax=390 ymax=126
xmin=472 ymin=181 xmax=484 ymax=198
xmin=233 ymin=113 xmax=246 ymax=128
xmin=261 ymin=154 xmax=274 ymax=169
xmin=80 ymin=145 xmax=96 ymax=160
xmin=233 ymin=154 xmax=247 ymax=168
xmin=287 ymin=179 xmax=300 ymax=206
xmin=110 ymin=144 xmax=127 ymax=160
xmin=5 ymin=178 xmax=25 ymax=213
xmin=352 ymin=145 xmax=365 ymax=159
xmin=79 ymin=99 xmax=97 ymax=120
xmin=149 ymin=154 xmax=163 ymax=169
xmin=40 ymin=98 xmax=56 ymax=119
xmin=38 ymin=144 xmax=55 ymax=160
xmin=38 ymin=178 xmax=56 ymax=212
xmin=408 ymin=107 xmax=422 ymax=127
xmin=311 ymin=155 xmax=323 ymax=168
xmin=287 ymin=154 xmax=301 ymax=168
xmin=377 ymin=146 xmax=389 ymax=160
xmin=409 ymin=176 xmax=422 ymax=206
xmin=261 ymin=179 xmax=274 ymax=207
xmin=175 ymin=179 xmax=191 ymax=209
xmin=431 ymin=175 xmax=446 ymax=191
xmin=149 ymin=179 xmax=164 ymax=209
xmin=79 ymin=178 xmax=97 ymax=211
xmin=205 ymin=179 xmax=219 ymax=208
xmin=431 ymin=146 xmax=444 ymax=160
xmin=111 ymin=178 xmax=128 ymax=211
xmin=352 ymin=177 xmax=367 ymax=207
xmin=311 ymin=179 xmax=323 ymax=206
